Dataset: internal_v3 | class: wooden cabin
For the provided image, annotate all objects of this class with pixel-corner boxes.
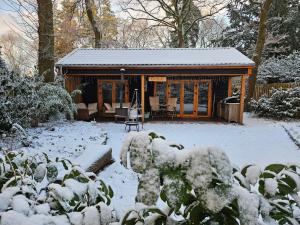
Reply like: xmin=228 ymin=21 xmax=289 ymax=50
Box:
xmin=56 ymin=48 xmax=255 ymax=124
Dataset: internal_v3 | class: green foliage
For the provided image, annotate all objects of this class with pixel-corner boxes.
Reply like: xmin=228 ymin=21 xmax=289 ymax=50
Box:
xmin=121 ymin=132 xmax=300 ymax=225
xmin=215 ymin=0 xmax=300 ymax=58
xmin=235 ymin=163 xmax=300 ymax=223
xmin=0 ymin=149 xmax=113 ymax=215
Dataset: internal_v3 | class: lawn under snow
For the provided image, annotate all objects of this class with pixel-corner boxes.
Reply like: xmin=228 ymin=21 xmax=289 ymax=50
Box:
xmin=2 ymin=113 xmax=300 ymax=217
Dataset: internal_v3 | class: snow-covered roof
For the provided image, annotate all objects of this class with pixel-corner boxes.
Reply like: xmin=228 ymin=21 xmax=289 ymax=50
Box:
xmin=56 ymin=48 xmax=255 ymax=68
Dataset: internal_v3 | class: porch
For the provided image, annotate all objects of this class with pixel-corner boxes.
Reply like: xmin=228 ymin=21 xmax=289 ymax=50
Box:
xmin=57 ymin=48 xmax=255 ymax=124
xmin=65 ymin=73 xmax=248 ymax=123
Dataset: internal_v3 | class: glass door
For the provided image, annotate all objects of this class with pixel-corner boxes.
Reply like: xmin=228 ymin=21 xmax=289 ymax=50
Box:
xmin=197 ymin=80 xmax=212 ymax=117
xmin=183 ymin=82 xmax=195 ymax=116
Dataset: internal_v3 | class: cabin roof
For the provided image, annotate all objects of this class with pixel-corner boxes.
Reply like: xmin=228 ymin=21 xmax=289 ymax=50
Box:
xmin=56 ymin=48 xmax=255 ymax=68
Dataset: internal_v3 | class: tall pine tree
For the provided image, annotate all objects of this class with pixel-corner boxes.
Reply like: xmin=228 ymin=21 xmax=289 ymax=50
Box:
xmin=215 ymin=0 xmax=300 ymax=58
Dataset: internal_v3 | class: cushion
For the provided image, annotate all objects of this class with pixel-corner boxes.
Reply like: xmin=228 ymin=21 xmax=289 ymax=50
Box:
xmin=123 ymin=103 xmax=130 ymax=108
xmin=77 ymin=103 xmax=87 ymax=109
xmin=89 ymin=109 xmax=98 ymax=115
xmin=88 ymin=103 xmax=98 ymax=111
xmin=104 ymin=103 xmax=112 ymax=111
xmin=112 ymin=103 xmax=120 ymax=109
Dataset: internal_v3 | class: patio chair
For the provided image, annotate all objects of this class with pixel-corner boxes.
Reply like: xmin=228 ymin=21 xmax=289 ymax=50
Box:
xmin=166 ymin=97 xmax=177 ymax=119
xmin=149 ymin=96 xmax=161 ymax=118
xmin=76 ymin=102 xmax=98 ymax=121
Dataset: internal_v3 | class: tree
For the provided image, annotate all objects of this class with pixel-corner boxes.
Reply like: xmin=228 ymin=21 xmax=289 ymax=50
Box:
xmin=85 ymin=0 xmax=102 ymax=48
xmin=168 ymin=0 xmax=201 ymax=47
xmin=215 ymin=0 xmax=300 ymax=58
xmin=117 ymin=19 xmax=167 ymax=48
xmin=37 ymin=0 xmax=55 ymax=82
xmin=0 ymin=31 xmax=36 ymax=75
xmin=54 ymin=0 xmax=83 ymax=59
xmin=100 ymin=0 xmax=118 ymax=47
xmin=121 ymin=0 xmax=229 ymax=48
xmin=248 ymin=0 xmax=273 ymax=101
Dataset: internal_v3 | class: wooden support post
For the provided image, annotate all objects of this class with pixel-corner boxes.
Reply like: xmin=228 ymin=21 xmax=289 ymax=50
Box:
xmin=97 ymin=80 xmax=103 ymax=114
xmin=141 ymin=75 xmax=145 ymax=123
xmin=125 ymin=82 xmax=129 ymax=103
xmin=228 ymin=77 xmax=232 ymax=97
xmin=112 ymin=82 xmax=116 ymax=103
xmin=180 ymin=81 xmax=184 ymax=117
xmin=193 ymin=82 xmax=198 ymax=117
xmin=208 ymin=81 xmax=212 ymax=117
xmin=239 ymin=75 xmax=246 ymax=124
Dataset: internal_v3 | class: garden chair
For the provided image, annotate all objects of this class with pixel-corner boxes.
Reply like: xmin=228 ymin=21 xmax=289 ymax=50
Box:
xmin=149 ymin=96 xmax=161 ymax=118
xmin=166 ymin=97 xmax=177 ymax=119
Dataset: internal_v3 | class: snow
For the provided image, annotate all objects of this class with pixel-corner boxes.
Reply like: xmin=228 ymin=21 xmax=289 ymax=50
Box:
xmin=56 ymin=48 xmax=255 ymax=67
xmin=264 ymin=178 xmax=278 ymax=196
xmin=82 ymin=206 xmax=100 ymax=225
xmin=2 ymin=113 xmax=300 ymax=219
xmin=245 ymin=165 xmax=261 ymax=185
xmin=99 ymin=113 xmax=300 ymax=215
xmin=35 ymin=204 xmax=50 ymax=215
xmin=14 ymin=121 xmax=108 ymax=161
xmin=11 ymin=195 xmax=30 ymax=216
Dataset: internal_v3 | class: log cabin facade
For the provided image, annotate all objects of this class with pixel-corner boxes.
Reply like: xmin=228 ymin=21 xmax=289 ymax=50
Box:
xmin=56 ymin=48 xmax=255 ymax=123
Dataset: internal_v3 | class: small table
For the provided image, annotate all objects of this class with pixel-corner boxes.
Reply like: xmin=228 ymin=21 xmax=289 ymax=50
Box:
xmin=124 ymin=121 xmax=139 ymax=132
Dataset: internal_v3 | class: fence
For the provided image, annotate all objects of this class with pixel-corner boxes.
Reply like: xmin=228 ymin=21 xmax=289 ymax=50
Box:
xmin=253 ymin=82 xmax=300 ymax=100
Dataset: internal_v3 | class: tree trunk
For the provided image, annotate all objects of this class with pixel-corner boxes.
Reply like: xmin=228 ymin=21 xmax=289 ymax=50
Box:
xmin=37 ymin=0 xmax=55 ymax=83
xmin=247 ymin=0 xmax=273 ymax=101
xmin=177 ymin=21 xmax=185 ymax=48
xmin=85 ymin=0 xmax=102 ymax=48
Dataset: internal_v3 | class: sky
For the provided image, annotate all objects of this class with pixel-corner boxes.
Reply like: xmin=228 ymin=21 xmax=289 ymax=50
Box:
xmin=0 ymin=1 xmax=18 ymax=35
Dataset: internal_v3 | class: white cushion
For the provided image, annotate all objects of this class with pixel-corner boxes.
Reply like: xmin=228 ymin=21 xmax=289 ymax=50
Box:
xmin=89 ymin=109 xmax=97 ymax=115
xmin=77 ymin=103 xmax=87 ymax=109
xmin=112 ymin=103 xmax=120 ymax=109
xmin=88 ymin=103 xmax=98 ymax=111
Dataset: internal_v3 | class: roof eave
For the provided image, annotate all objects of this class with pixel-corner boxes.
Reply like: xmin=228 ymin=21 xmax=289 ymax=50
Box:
xmin=55 ymin=63 xmax=255 ymax=68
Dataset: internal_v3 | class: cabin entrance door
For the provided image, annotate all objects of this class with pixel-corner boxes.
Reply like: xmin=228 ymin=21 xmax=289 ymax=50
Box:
xmin=168 ymin=80 xmax=212 ymax=118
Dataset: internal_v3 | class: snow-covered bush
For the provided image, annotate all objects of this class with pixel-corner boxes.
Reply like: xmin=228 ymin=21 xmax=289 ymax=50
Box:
xmin=37 ymin=83 xmax=77 ymax=121
xmin=120 ymin=132 xmax=300 ymax=225
xmin=234 ymin=164 xmax=300 ymax=224
xmin=257 ymin=52 xmax=300 ymax=84
xmin=0 ymin=150 xmax=115 ymax=225
xmin=250 ymin=87 xmax=300 ymax=119
xmin=0 ymin=68 xmax=76 ymax=132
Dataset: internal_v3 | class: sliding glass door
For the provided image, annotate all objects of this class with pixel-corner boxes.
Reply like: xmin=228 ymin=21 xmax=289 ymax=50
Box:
xmin=167 ymin=80 xmax=212 ymax=118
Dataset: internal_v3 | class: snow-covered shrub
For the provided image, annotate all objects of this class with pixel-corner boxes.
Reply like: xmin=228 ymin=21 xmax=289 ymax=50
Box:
xmin=257 ymin=51 xmax=300 ymax=84
xmin=120 ymin=132 xmax=300 ymax=225
xmin=37 ymin=84 xmax=77 ymax=121
xmin=250 ymin=87 xmax=300 ymax=119
xmin=234 ymin=164 xmax=300 ymax=224
xmin=0 ymin=68 xmax=76 ymax=131
xmin=0 ymin=150 xmax=114 ymax=225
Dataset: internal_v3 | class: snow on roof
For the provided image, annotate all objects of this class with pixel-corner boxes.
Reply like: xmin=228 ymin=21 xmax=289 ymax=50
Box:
xmin=56 ymin=48 xmax=255 ymax=67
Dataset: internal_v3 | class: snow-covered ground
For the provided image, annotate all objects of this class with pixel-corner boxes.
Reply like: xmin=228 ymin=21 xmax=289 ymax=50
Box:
xmin=99 ymin=113 xmax=300 ymax=216
xmin=1 ymin=113 xmax=300 ymax=217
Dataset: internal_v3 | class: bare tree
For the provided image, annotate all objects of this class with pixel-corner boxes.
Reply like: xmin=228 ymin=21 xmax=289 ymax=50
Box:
xmin=0 ymin=31 xmax=36 ymax=75
xmin=117 ymin=19 xmax=168 ymax=48
xmin=121 ymin=0 xmax=229 ymax=47
xmin=2 ymin=0 xmax=54 ymax=82
xmin=247 ymin=0 xmax=273 ymax=101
